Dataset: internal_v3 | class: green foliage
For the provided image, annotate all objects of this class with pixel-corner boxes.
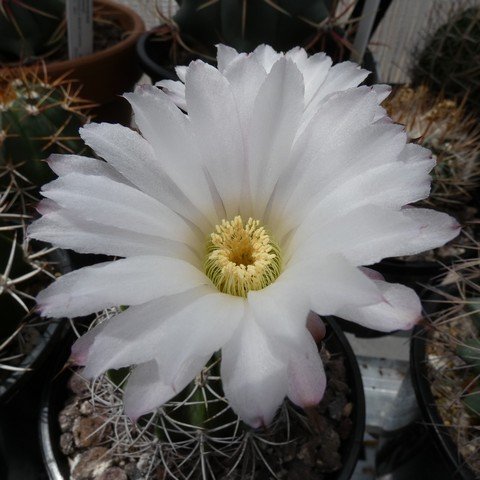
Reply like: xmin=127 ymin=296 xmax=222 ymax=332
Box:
xmin=163 ymin=0 xmax=351 ymax=62
xmin=0 ymin=0 xmax=65 ymax=63
xmin=0 ymin=71 xmax=91 ymax=186
xmin=411 ymin=5 xmax=480 ymax=115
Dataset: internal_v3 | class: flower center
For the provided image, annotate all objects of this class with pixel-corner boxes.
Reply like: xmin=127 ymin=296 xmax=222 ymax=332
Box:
xmin=205 ymin=216 xmax=281 ymax=297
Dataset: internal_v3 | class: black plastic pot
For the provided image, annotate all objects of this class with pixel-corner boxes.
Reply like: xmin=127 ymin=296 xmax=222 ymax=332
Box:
xmin=39 ymin=316 xmax=365 ymax=480
xmin=410 ymin=317 xmax=477 ymax=479
xmin=0 ymin=249 xmax=72 ymax=404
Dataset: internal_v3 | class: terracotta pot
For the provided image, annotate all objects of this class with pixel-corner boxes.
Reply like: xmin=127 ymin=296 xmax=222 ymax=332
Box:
xmin=3 ymin=0 xmax=145 ymax=125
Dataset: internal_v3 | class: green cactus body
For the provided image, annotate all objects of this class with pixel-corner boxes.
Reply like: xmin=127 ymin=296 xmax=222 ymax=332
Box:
xmin=168 ymin=0 xmax=346 ymax=61
xmin=0 ymin=73 xmax=90 ymax=186
xmin=412 ymin=5 xmax=480 ymax=115
xmin=0 ymin=0 xmax=65 ymax=63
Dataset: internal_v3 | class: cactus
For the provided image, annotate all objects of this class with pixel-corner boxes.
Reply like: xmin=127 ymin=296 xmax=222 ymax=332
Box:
xmin=157 ymin=0 xmax=355 ymax=63
xmin=0 ymin=70 xmax=89 ymax=375
xmin=425 ymin=258 xmax=480 ymax=475
xmin=0 ymin=183 xmax=55 ymax=373
xmin=384 ymin=85 xmax=480 ymax=216
xmin=411 ymin=3 xmax=480 ymax=115
xmin=0 ymin=0 xmax=65 ymax=63
xmin=0 ymin=69 xmax=92 ymax=187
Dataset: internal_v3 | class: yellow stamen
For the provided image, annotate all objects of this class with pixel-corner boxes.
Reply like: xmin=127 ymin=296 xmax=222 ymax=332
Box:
xmin=205 ymin=216 xmax=281 ymax=297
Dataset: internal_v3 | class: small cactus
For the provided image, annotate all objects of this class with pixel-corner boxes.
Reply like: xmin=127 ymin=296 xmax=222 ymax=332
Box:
xmin=0 ymin=0 xmax=65 ymax=63
xmin=0 ymin=188 xmax=56 ymax=373
xmin=0 ymin=69 xmax=89 ymax=375
xmin=157 ymin=0 xmax=356 ymax=63
xmin=384 ymin=85 xmax=480 ymax=216
xmin=0 ymin=69 xmax=92 ymax=187
xmin=411 ymin=3 xmax=480 ymax=115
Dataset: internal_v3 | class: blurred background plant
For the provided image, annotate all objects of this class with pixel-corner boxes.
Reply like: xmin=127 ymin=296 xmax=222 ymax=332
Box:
xmin=0 ymin=68 xmax=89 ymax=390
xmin=384 ymin=85 xmax=480 ymax=220
xmin=0 ymin=68 xmax=92 ymax=187
xmin=0 ymin=0 xmax=66 ymax=64
xmin=411 ymin=1 xmax=480 ymax=116
xmin=154 ymin=0 xmax=359 ymax=63
xmin=423 ymin=248 xmax=480 ymax=476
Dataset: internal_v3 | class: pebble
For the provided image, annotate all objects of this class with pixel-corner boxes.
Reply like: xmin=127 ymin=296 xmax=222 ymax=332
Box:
xmin=59 ymin=401 xmax=80 ymax=432
xmin=96 ymin=466 xmax=127 ymax=480
xmin=68 ymin=373 xmax=91 ymax=397
xmin=73 ymin=416 xmax=111 ymax=448
xmin=80 ymin=400 xmax=94 ymax=416
xmin=72 ymin=447 xmax=112 ymax=480
xmin=60 ymin=432 xmax=75 ymax=456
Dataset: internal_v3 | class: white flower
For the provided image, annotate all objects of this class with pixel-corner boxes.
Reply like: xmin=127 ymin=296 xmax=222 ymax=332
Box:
xmin=29 ymin=44 xmax=460 ymax=427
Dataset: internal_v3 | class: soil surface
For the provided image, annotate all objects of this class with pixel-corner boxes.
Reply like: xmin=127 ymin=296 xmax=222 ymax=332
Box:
xmin=56 ymin=345 xmax=356 ymax=480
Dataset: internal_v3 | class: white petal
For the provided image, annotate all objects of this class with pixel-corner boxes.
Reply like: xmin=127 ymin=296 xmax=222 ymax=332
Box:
xmin=123 ymin=85 xmax=218 ymax=226
xmin=248 ymin=58 xmax=304 ymax=218
xmin=47 ymin=154 xmax=129 ymax=184
xmin=250 ymin=44 xmax=282 ymax=72
xmin=291 ymin=205 xmax=460 ymax=267
xmin=302 ymin=61 xmax=370 ymax=127
xmin=175 ymin=65 xmax=187 ymax=82
xmin=41 ymin=173 xmax=198 ymax=246
xmin=185 ymin=60 xmax=246 ymax=218
xmin=80 ymin=122 xmax=210 ymax=230
xmin=400 ymin=207 xmax=461 ymax=255
xmin=289 ymin=159 xmax=433 ymax=242
xmin=372 ymin=84 xmax=392 ymax=103
xmin=37 ymin=256 xmax=209 ymax=318
xmin=286 ymin=331 xmax=326 ymax=408
xmin=310 ymin=61 xmax=369 ymax=102
xmin=248 ymin=275 xmax=311 ymax=345
xmin=283 ymin=254 xmax=383 ymax=315
xmin=123 ymin=354 xmax=209 ymax=420
xmin=155 ymin=79 xmax=187 ymax=110
xmin=269 ymin=88 xmax=394 ymax=231
xmin=221 ymin=310 xmax=287 ymax=427
xmin=223 ymin=54 xmax=268 ymax=136
xmin=81 ymin=287 xmax=244 ymax=377
xmin=28 ymin=208 xmax=194 ymax=260
xmin=301 ymin=52 xmax=332 ymax=106
xmin=216 ymin=44 xmax=240 ymax=72
xmin=337 ymin=280 xmax=422 ymax=332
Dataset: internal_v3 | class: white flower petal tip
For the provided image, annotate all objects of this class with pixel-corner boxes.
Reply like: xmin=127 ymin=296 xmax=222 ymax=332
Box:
xmin=287 ymin=334 xmax=326 ymax=408
xmin=337 ymin=280 xmax=422 ymax=333
xmin=306 ymin=312 xmax=326 ymax=343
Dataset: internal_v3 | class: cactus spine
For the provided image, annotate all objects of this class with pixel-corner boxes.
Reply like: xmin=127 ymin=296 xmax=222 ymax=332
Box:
xmin=158 ymin=0 xmax=355 ymax=62
xmin=0 ymin=69 xmax=91 ymax=186
xmin=411 ymin=3 xmax=480 ymax=115
xmin=0 ymin=0 xmax=65 ymax=63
